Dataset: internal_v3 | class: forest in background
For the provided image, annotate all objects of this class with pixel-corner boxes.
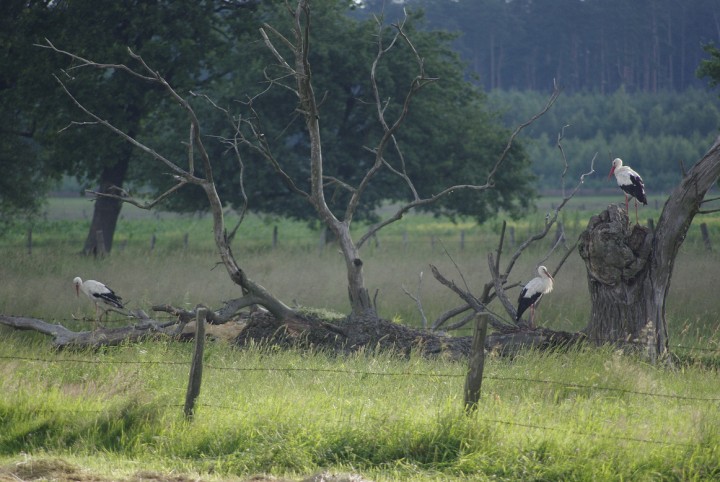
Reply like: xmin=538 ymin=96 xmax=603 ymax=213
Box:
xmin=353 ymin=1 xmax=720 ymax=193
xmin=487 ymin=88 xmax=720 ymax=192
xmin=355 ymin=0 xmax=720 ymax=93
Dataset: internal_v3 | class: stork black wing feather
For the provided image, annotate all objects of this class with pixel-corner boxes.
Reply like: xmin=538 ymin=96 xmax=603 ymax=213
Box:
xmin=94 ymin=291 xmax=124 ymax=309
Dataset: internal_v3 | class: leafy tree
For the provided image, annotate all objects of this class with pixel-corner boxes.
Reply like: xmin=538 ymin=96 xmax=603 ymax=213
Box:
xmin=2 ymin=0 xmax=257 ymax=251
xmin=141 ymin=2 xmax=533 ymax=225
xmin=9 ymin=0 xmax=548 ymax=353
xmin=0 ymin=1 xmax=63 ymax=229
xmin=697 ymin=44 xmax=720 ymax=89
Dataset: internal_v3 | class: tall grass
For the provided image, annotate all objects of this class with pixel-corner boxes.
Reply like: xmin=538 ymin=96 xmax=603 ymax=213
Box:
xmin=2 ymin=195 xmax=720 ymax=341
xmin=0 ymin=336 xmax=718 ymax=480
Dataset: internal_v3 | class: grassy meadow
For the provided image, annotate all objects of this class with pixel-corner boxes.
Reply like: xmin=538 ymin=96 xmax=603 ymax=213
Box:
xmin=1 ymin=194 xmax=719 ymax=481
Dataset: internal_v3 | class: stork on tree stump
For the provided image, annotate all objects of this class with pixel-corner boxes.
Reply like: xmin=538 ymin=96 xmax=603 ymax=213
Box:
xmin=578 ymin=204 xmax=653 ymax=346
xmin=579 ymin=136 xmax=720 ymax=359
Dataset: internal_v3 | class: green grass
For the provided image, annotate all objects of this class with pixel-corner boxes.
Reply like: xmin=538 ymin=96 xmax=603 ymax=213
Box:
xmin=1 ymin=194 xmax=720 ymax=480
xmin=0 ymin=337 xmax=718 ymax=481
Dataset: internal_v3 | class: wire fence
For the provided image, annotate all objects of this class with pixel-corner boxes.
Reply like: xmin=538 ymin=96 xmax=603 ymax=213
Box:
xmin=2 ymin=351 xmax=718 ymax=451
xmin=3 ymin=353 xmax=720 ymax=401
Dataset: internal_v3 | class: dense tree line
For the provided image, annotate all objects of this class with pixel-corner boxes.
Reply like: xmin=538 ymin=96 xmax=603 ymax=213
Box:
xmin=356 ymin=0 xmax=720 ymax=93
xmin=487 ymin=88 xmax=720 ymax=192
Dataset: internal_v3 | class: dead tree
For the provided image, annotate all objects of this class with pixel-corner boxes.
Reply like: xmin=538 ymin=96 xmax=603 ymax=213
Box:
xmin=234 ymin=3 xmax=545 ymax=319
xmin=579 ymin=135 xmax=720 ymax=357
xmin=427 ymin=126 xmax=592 ymax=343
xmin=40 ymin=39 xmax=296 ymax=324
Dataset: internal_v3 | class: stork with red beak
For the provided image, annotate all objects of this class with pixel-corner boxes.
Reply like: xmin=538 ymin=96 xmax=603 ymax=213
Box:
xmin=516 ymin=265 xmax=554 ymax=327
xmin=73 ymin=276 xmax=124 ymax=328
xmin=609 ymin=157 xmax=647 ymax=224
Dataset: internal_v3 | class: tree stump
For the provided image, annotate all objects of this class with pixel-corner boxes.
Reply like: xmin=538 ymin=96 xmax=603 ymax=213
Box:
xmin=578 ymin=204 xmax=653 ymax=344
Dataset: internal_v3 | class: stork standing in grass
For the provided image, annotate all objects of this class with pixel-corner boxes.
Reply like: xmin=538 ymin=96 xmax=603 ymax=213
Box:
xmin=609 ymin=157 xmax=647 ymax=224
xmin=73 ymin=276 xmax=124 ymax=328
xmin=516 ymin=265 xmax=554 ymax=327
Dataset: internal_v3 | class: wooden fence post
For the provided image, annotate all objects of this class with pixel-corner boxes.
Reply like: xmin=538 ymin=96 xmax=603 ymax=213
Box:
xmin=150 ymin=233 xmax=156 ymax=252
xmin=183 ymin=233 xmax=189 ymax=250
xmin=464 ymin=313 xmax=488 ymax=413
xmin=184 ymin=307 xmax=206 ymax=420
xmin=700 ymin=223 xmax=712 ymax=251
xmin=272 ymin=225 xmax=278 ymax=249
xmin=27 ymin=227 xmax=32 ymax=255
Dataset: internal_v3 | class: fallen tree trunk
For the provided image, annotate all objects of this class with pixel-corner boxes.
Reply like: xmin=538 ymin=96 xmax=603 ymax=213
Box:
xmin=0 ymin=314 xmax=177 ymax=349
xmin=1 ymin=308 xmax=588 ymax=357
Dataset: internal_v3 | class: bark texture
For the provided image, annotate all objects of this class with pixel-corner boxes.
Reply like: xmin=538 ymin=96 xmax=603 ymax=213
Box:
xmin=579 ymin=135 xmax=720 ymax=354
xmin=578 ymin=204 xmax=653 ymax=343
xmin=82 ymin=156 xmax=130 ymax=255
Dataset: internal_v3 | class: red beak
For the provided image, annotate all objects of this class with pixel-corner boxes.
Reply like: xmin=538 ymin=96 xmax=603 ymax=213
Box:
xmin=75 ymin=285 xmax=80 ymax=297
xmin=608 ymin=166 xmax=615 ymax=179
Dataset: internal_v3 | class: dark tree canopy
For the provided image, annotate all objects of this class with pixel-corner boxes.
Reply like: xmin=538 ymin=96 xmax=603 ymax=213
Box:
xmin=697 ymin=44 xmax=720 ymax=90
xmin=0 ymin=0 xmax=258 ymax=237
xmin=142 ymin=3 xmax=534 ymax=224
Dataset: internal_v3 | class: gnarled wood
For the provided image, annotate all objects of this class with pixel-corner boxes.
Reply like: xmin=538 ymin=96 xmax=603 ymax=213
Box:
xmin=0 ymin=314 xmax=176 ymax=349
xmin=578 ymin=204 xmax=653 ymax=343
xmin=579 ymin=135 xmax=720 ymax=354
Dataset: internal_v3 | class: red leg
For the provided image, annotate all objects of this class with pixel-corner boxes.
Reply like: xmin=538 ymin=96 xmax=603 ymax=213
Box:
xmin=624 ymin=194 xmax=630 ymax=226
xmin=529 ymin=304 xmax=536 ymax=328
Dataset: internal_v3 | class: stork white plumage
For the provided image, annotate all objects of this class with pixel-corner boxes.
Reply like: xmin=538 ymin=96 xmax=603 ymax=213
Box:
xmin=73 ymin=276 xmax=124 ymax=328
xmin=516 ymin=265 xmax=554 ymax=327
xmin=609 ymin=157 xmax=647 ymax=224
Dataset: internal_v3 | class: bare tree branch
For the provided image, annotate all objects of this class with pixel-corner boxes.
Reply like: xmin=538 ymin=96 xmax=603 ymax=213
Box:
xmin=487 ymin=252 xmax=519 ymax=325
xmin=401 ymin=271 xmax=428 ymax=329
xmin=429 ymin=124 xmax=595 ymax=332
xmin=52 ymin=74 xmax=195 ymax=181
xmin=37 ymin=39 xmax=157 ymax=82
xmin=44 ymin=37 xmax=296 ymax=320
xmin=501 ymin=153 xmax=596 ymax=280
xmin=429 ymin=265 xmax=512 ymax=331
xmin=431 ymin=304 xmax=472 ymax=331
xmin=85 ymin=180 xmax=189 ymax=210
xmin=485 ymin=80 xmax=561 ymax=186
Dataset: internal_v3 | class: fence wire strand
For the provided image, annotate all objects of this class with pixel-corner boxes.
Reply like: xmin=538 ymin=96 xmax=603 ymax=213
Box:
xmin=2 ymin=354 xmax=719 ymax=403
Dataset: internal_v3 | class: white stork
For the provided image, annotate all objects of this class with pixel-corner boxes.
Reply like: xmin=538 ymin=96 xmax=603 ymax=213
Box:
xmin=516 ymin=265 xmax=554 ymax=327
xmin=73 ymin=276 xmax=124 ymax=328
xmin=609 ymin=157 xmax=647 ymax=224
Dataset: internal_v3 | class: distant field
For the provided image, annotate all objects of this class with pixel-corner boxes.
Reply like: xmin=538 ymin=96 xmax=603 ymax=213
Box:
xmin=2 ymin=192 xmax=720 ymax=342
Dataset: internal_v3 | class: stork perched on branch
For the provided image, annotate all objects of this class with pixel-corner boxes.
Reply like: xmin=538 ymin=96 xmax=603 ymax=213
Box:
xmin=516 ymin=266 xmax=554 ymax=327
xmin=609 ymin=157 xmax=647 ymax=225
xmin=73 ymin=277 xmax=124 ymax=328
